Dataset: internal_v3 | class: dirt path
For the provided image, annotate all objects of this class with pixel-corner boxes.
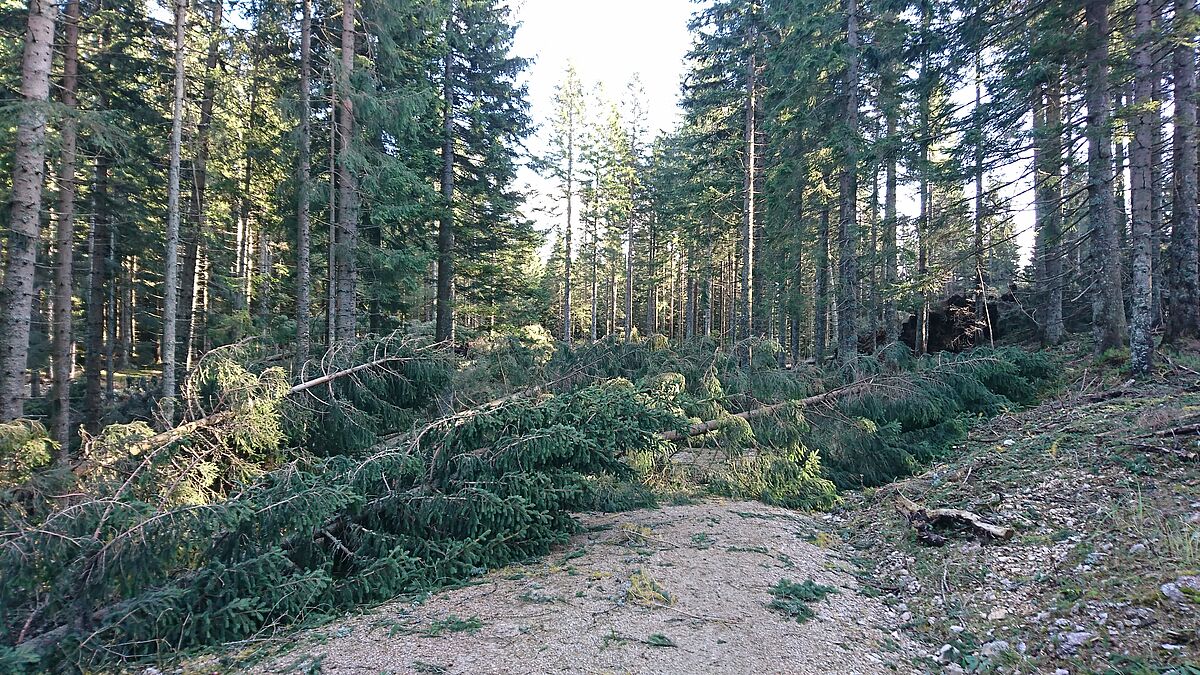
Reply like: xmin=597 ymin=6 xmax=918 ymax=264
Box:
xmin=251 ymin=501 xmax=924 ymax=674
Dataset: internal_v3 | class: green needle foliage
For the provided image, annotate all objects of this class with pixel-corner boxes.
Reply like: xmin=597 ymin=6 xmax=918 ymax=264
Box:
xmin=767 ymin=578 xmax=839 ymax=624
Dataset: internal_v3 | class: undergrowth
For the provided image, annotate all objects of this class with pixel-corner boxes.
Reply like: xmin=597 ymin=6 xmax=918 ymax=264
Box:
xmin=767 ymin=578 xmax=839 ymax=623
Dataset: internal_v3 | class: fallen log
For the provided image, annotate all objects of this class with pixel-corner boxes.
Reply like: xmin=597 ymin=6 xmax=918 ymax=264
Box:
xmin=658 ymin=379 xmax=873 ymax=442
xmin=895 ymin=495 xmax=1013 ymax=546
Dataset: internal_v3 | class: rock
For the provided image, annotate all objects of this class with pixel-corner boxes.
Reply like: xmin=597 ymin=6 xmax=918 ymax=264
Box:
xmin=987 ymin=607 xmax=1008 ymax=621
xmin=937 ymin=643 xmax=961 ymax=664
xmin=979 ymin=640 xmax=1010 ymax=658
xmin=1003 ymin=439 xmax=1015 ymax=447
xmin=1057 ymin=630 xmax=1094 ymax=655
xmin=1129 ymin=543 xmax=1147 ymax=555
xmin=1054 ymin=670 xmax=1069 ymax=675
xmin=900 ymin=611 xmax=913 ymax=622
xmin=950 ymin=625 xmax=965 ymax=634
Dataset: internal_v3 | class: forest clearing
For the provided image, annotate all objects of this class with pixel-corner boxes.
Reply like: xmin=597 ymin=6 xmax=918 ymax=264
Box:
xmin=1 ymin=0 xmax=1199 ymax=672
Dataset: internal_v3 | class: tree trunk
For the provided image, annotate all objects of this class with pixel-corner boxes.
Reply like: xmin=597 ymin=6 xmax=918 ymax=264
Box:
xmin=161 ymin=0 xmax=188 ymax=424
xmin=84 ymin=156 xmax=108 ymax=433
xmin=738 ymin=28 xmax=757 ymax=354
xmin=1038 ymin=73 xmax=1066 ymax=345
xmin=973 ymin=50 xmax=990 ymax=343
xmin=0 ymin=0 xmax=57 ymax=421
xmin=51 ymin=0 xmax=81 ymax=452
xmin=1129 ymin=0 xmax=1156 ymax=373
xmin=334 ymin=0 xmax=358 ymax=341
xmin=837 ymin=0 xmax=859 ymax=366
xmin=435 ymin=3 xmax=456 ymax=344
xmin=295 ymin=0 xmax=313 ymax=366
xmin=1085 ymin=0 xmax=1127 ymax=354
xmin=815 ymin=207 xmax=830 ymax=361
xmin=624 ymin=178 xmax=633 ymax=342
xmin=563 ymin=121 xmax=574 ymax=344
xmin=1165 ymin=0 xmax=1199 ymax=342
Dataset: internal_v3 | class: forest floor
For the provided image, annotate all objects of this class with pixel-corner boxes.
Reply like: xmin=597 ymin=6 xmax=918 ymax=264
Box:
xmin=200 ymin=347 xmax=1200 ymax=675
xmin=229 ymin=501 xmax=925 ymax=674
xmin=839 ymin=347 xmax=1200 ymax=673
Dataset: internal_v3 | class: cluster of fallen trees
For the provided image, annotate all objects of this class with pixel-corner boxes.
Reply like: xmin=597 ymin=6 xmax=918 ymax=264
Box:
xmin=0 ymin=337 xmax=1055 ymax=670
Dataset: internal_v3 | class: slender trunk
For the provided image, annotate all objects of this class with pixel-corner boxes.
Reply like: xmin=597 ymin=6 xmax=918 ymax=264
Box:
xmin=1040 ymin=74 xmax=1066 ymax=345
xmin=915 ymin=0 xmax=931 ymax=355
xmin=645 ymin=217 xmax=656 ymax=335
xmin=435 ymin=4 xmax=456 ymax=344
xmin=334 ymin=0 xmax=358 ymax=341
xmin=161 ymin=0 xmax=188 ymax=424
xmin=883 ymin=87 xmax=898 ymax=345
xmin=973 ymin=50 xmax=990 ymax=343
xmin=563 ymin=124 xmax=574 ymax=344
xmin=295 ymin=0 xmax=313 ymax=365
xmin=0 ymin=0 xmax=57 ymax=421
xmin=590 ymin=189 xmax=599 ymax=343
xmin=1150 ymin=9 xmax=1166 ymax=327
xmin=1129 ymin=0 xmax=1156 ymax=373
xmin=1165 ymin=0 xmax=1199 ymax=341
xmin=624 ymin=178 xmax=633 ymax=342
xmin=84 ymin=156 xmax=108 ymax=432
xmin=837 ymin=0 xmax=859 ymax=366
xmin=327 ymin=65 xmax=338 ymax=345
xmin=51 ymin=0 xmax=80 ymax=451
xmin=815 ymin=208 xmax=830 ymax=360
xmin=739 ymin=26 xmax=757 ymax=354
xmin=1085 ymin=0 xmax=1127 ymax=353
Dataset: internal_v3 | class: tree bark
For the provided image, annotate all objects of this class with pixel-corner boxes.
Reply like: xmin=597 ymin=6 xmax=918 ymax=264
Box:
xmin=334 ymin=0 xmax=358 ymax=341
xmin=1129 ymin=0 xmax=1156 ymax=373
xmin=1085 ymin=0 xmax=1127 ymax=354
xmin=0 ymin=0 xmax=58 ymax=421
xmin=161 ymin=0 xmax=188 ymax=425
xmin=84 ymin=156 xmax=108 ymax=433
xmin=738 ymin=22 xmax=757 ymax=354
xmin=1165 ymin=0 xmax=1199 ymax=342
xmin=51 ymin=0 xmax=81 ymax=452
xmin=815 ymin=207 xmax=830 ymax=361
xmin=837 ymin=0 xmax=859 ymax=366
xmin=435 ymin=2 xmax=456 ymax=344
xmin=295 ymin=0 xmax=313 ymax=366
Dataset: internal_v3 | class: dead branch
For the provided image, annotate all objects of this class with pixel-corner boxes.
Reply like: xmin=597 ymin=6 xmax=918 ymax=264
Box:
xmin=895 ymin=495 xmax=1014 ymax=546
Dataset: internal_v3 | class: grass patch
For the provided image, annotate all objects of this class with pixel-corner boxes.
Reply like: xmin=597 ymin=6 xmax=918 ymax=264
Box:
xmin=767 ymin=578 xmax=838 ymax=624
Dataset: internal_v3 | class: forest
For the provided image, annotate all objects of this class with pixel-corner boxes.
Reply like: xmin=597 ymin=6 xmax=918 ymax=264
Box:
xmin=0 ymin=0 xmax=1198 ymax=671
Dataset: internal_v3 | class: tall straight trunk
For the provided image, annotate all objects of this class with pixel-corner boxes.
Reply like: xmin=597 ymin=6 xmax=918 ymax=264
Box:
xmin=973 ymin=51 xmax=990 ymax=341
xmin=883 ymin=91 xmax=898 ymax=345
xmin=161 ymin=0 xmax=187 ymax=423
xmin=105 ymin=236 xmax=116 ymax=400
xmin=327 ymin=65 xmax=338 ymax=345
xmin=51 ymin=0 xmax=81 ymax=451
xmin=84 ymin=156 xmax=108 ymax=432
xmin=590 ymin=195 xmax=599 ymax=343
xmin=815 ymin=208 xmax=830 ymax=360
xmin=0 ymin=0 xmax=57 ymax=421
xmin=119 ymin=258 xmax=135 ymax=367
xmin=1085 ymin=0 xmax=1127 ymax=354
xmin=563 ymin=130 xmax=574 ymax=344
xmin=334 ymin=0 xmax=358 ymax=341
xmin=295 ymin=0 xmax=313 ymax=365
xmin=738 ymin=28 xmax=757 ymax=352
xmin=1150 ymin=10 xmax=1167 ymax=327
xmin=1129 ymin=0 xmax=1156 ymax=373
xmin=645 ymin=218 xmax=657 ymax=335
xmin=624 ymin=180 xmax=633 ymax=342
xmin=1165 ymin=0 xmax=1199 ymax=341
xmin=836 ymin=0 xmax=859 ymax=366
xmin=435 ymin=4 xmax=456 ymax=344
xmin=915 ymin=0 xmax=931 ymax=355
xmin=1038 ymin=74 xmax=1066 ymax=345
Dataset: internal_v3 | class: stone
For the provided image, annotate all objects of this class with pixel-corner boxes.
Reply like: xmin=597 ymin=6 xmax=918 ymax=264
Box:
xmin=1057 ymin=630 xmax=1094 ymax=655
xmin=987 ymin=607 xmax=1008 ymax=621
xmin=1129 ymin=543 xmax=1147 ymax=554
xmin=979 ymin=640 xmax=1010 ymax=658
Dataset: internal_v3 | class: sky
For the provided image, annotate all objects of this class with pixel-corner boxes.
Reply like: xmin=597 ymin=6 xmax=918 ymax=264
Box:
xmin=510 ymin=0 xmax=698 ymax=250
